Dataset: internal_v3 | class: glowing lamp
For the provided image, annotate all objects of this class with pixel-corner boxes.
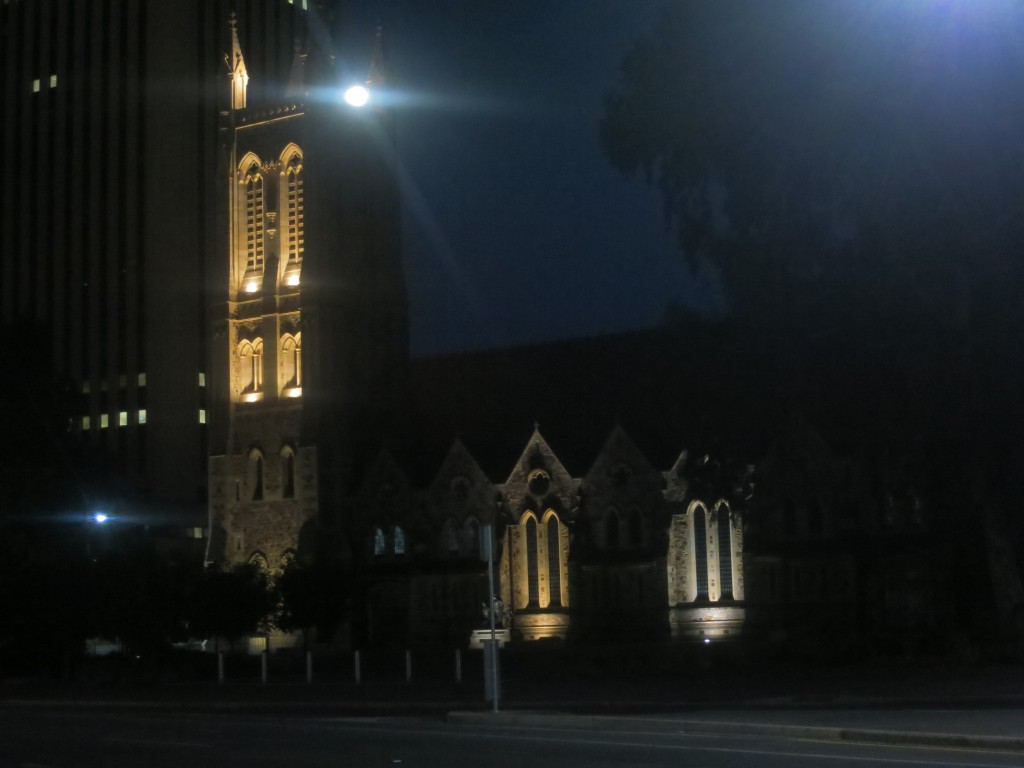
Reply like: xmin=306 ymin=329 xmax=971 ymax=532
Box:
xmin=93 ymin=513 xmax=109 ymax=524
xmin=344 ymin=85 xmax=370 ymax=107
xmin=286 ymin=273 xmax=300 ymax=286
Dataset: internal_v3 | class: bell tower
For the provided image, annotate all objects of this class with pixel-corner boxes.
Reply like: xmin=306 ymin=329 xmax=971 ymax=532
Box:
xmin=207 ymin=11 xmax=408 ymax=571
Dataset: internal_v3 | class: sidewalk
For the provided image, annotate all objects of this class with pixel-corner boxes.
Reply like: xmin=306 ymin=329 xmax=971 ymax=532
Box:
xmin=447 ymin=708 xmax=1024 ymax=753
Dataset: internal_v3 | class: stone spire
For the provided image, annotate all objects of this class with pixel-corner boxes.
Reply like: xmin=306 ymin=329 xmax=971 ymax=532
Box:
xmin=226 ymin=12 xmax=249 ymax=111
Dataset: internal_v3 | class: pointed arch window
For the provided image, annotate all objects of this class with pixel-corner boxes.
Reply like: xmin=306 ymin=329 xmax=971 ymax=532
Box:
xmin=281 ymin=445 xmax=296 ymax=499
xmin=546 ymin=513 xmax=562 ymax=607
xmin=525 ymin=514 xmax=539 ymax=606
xmin=693 ymin=505 xmax=709 ymax=599
xmin=249 ymin=448 xmax=265 ymax=501
xmin=243 ymin=160 xmax=265 ymax=282
xmin=283 ymin=150 xmax=304 ymax=285
xmin=281 ymin=332 xmax=301 ymax=393
xmin=463 ymin=517 xmax=479 ymax=556
xmin=372 ymin=527 xmax=386 ymax=556
xmin=604 ymin=508 xmax=620 ymax=549
xmin=443 ymin=519 xmax=458 ymax=554
xmin=392 ymin=525 xmax=406 ymax=555
xmin=629 ymin=507 xmax=643 ymax=548
xmin=238 ymin=338 xmax=264 ymax=397
xmin=717 ymin=504 xmax=734 ymax=599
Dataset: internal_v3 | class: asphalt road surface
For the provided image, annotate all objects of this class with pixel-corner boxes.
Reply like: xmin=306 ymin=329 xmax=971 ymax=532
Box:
xmin=2 ymin=708 xmax=1023 ymax=768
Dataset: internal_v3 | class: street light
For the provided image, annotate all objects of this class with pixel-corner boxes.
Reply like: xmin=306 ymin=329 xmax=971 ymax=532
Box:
xmin=343 ymin=84 xmax=370 ymax=108
xmin=93 ymin=512 xmax=109 ymax=524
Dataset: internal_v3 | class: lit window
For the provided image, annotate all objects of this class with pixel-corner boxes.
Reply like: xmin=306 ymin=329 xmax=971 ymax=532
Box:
xmin=198 ymin=371 xmax=206 ymax=387
xmin=100 ymin=414 xmax=109 ymax=429
xmin=82 ymin=416 xmax=90 ymax=430
xmin=49 ymin=74 xmax=57 ymax=88
xmin=138 ymin=409 xmax=147 ymax=425
xmin=393 ymin=526 xmax=406 ymax=555
xmin=243 ymin=159 xmax=265 ymax=279
xmin=284 ymin=150 xmax=304 ymax=276
xmin=137 ymin=372 xmax=146 ymax=386
xmin=281 ymin=333 xmax=301 ymax=392
xmin=32 ymin=79 xmax=40 ymax=93
xmin=373 ymin=527 xmax=385 ymax=556
xmin=118 ymin=411 xmax=128 ymax=427
xmin=198 ymin=409 xmax=207 ymax=424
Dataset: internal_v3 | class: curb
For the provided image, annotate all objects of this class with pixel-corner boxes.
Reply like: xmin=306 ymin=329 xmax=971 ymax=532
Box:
xmin=446 ymin=711 xmax=1024 ymax=753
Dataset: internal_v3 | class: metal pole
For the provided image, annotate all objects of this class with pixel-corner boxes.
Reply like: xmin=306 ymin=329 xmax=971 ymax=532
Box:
xmin=486 ymin=523 xmax=499 ymax=713
xmin=455 ymin=647 xmax=462 ymax=683
xmin=405 ymin=649 xmax=412 ymax=684
xmin=354 ymin=649 xmax=361 ymax=685
xmin=306 ymin=650 xmax=313 ymax=684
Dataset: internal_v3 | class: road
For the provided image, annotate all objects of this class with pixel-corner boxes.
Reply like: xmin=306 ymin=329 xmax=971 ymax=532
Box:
xmin=2 ymin=708 xmax=1023 ymax=768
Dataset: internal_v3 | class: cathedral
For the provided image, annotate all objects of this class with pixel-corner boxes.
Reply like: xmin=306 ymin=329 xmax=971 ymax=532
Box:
xmin=204 ymin=10 xmax=753 ymax=648
xmin=0 ymin=0 xmax=946 ymax=654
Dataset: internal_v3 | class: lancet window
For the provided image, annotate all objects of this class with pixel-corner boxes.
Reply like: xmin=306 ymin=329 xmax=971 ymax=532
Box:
xmin=243 ymin=160 xmax=265 ymax=277
xmin=284 ymin=151 xmax=304 ymax=276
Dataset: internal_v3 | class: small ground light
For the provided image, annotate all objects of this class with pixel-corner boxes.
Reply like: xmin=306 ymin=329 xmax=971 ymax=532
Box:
xmin=703 ymin=637 xmax=711 ymax=645
xmin=93 ymin=513 xmax=108 ymax=524
xmin=344 ymin=85 xmax=370 ymax=107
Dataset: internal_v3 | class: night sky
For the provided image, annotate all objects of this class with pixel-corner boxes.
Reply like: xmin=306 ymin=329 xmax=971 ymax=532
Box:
xmin=342 ymin=1 xmax=719 ymax=356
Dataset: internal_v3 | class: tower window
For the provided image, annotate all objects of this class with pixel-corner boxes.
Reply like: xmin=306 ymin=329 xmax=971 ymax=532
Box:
xmin=138 ymin=409 xmax=147 ymax=425
xmin=49 ymin=74 xmax=57 ymax=88
xmin=118 ymin=411 xmax=128 ymax=427
xmin=280 ymin=333 xmax=301 ymax=392
xmin=243 ymin=161 xmax=265 ymax=281
xmin=281 ymin=446 xmax=295 ymax=498
xmin=284 ymin=151 xmax=304 ymax=281
xmin=32 ymin=79 xmax=40 ymax=93
xmin=100 ymin=414 xmax=109 ymax=429
xmin=238 ymin=338 xmax=264 ymax=398
xmin=249 ymin=449 xmax=264 ymax=501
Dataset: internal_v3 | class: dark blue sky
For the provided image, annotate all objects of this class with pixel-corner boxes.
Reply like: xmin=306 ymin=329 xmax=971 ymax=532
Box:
xmin=346 ymin=2 xmax=721 ymax=356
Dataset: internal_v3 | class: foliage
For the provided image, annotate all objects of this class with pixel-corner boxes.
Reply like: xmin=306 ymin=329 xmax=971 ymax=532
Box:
xmin=187 ymin=562 xmax=276 ymax=646
xmin=601 ymin=2 xmax=1024 ymax=632
xmin=601 ymin=2 xmax=1024 ymax=466
xmin=275 ymin=553 xmax=349 ymax=643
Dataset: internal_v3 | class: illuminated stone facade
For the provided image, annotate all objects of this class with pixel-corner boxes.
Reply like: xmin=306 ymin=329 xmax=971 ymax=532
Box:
xmin=351 ymin=425 xmax=747 ymax=645
xmin=206 ymin=14 xmax=407 ymax=574
xmin=204 ymin=12 xmax=749 ymax=648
